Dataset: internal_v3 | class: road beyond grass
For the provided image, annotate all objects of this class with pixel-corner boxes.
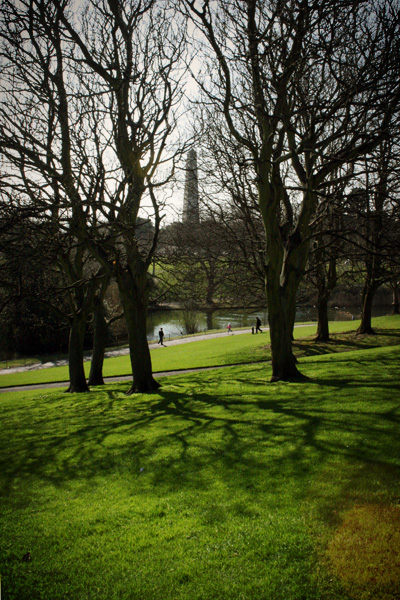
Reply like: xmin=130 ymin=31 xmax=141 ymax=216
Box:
xmin=0 ymin=315 xmax=399 ymax=600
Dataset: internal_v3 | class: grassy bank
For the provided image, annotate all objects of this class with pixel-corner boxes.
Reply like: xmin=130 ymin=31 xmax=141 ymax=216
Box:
xmin=1 ymin=315 xmax=400 ymax=389
xmin=0 ymin=338 xmax=399 ymax=599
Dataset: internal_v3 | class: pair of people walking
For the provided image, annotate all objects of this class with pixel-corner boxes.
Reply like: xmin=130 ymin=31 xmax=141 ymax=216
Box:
xmin=252 ymin=317 xmax=263 ymax=334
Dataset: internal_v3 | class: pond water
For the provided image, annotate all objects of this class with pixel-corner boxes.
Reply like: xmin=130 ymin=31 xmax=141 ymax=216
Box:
xmin=146 ymin=305 xmax=392 ymax=342
xmin=0 ymin=305 xmax=392 ymax=362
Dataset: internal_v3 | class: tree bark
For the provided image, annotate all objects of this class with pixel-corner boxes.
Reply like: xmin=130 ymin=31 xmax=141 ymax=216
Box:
xmin=67 ymin=312 xmax=89 ymax=393
xmin=391 ymin=283 xmax=399 ymax=314
xmin=206 ymin=309 xmax=214 ymax=331
xmin=116 ymin=267 xmax=160 ymax=394
xmin=357 ymin=281 xmax=380 ymax=335
xmin=88 ymin=297 xmax=107 ymax=386
xmin=316 ymin=293 xmax=330 ymax=342
xmin=205 ymin=262 xmax=216 ymax=306
xmin=260 ymin=178 xmax=313 ymax=382
xmin=315 ymin=258 xmax=337 ymax=342
xmin=266 ymin=281 xmax=303 ymax=381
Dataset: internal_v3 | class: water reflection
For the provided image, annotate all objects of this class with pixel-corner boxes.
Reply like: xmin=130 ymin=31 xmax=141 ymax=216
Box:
xmin=146 ymin=305 xmax=390 ymax=342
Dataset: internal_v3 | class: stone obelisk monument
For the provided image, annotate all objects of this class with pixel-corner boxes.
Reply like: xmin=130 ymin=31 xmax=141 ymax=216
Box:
xmin=182 ymin=149 xmax=200 ymax=224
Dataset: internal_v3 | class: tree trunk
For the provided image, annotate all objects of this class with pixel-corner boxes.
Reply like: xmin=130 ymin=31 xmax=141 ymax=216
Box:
xmin=88 ymin=298 xmax=107 ymax=386
xmin=259 ymin=179 xmax=312 ymax=382
xmin=357 ymin=281 xmax=380 ymax=334
xmin=315 ymin=257 xmax=337 ymax=342
xmin=117 ymin=268 xmax=160 ymax=394
xmin=205 ymin=262 xmax=216 ymax=306
xmin=67 ymin=312 xmax=89 ymax=393
xmin=206 ymin=309 xmax=214 ymax=331
xmin=316 ymin=293 xmax=330 ymax=341
xmin=391 ymin=283 xmax=399 ymax=315
xmin=266 ymin=282 xmax=303 ymax=381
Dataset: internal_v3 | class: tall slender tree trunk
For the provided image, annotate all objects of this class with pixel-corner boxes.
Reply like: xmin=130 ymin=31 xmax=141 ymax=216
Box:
xmin=316 ymin=293 xmax=330 ymax=342
xmin=206 ymin=309 xmax=214 ymax=331
xmin=65 ymin=271 xmax=102 ymax=393
xmin=315 ymin=259 xmax=337 ymax=342
xmin=391 ymin=283 xmax=399 ymax=314
xmin=357 ymin=281 xmax=380 ymax=335
xmin=116 ymin=267 xmax=160 ymax=394
xmin=67 ymin=312 xmax=89 ymax=393
xmin=205 ymin=262 xmax=216 ymax=306
xmin=88 ymin=296 xmax=107 ymax=386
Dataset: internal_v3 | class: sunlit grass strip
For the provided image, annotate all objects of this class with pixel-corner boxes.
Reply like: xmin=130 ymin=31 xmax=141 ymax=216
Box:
xmin=1 ymin=316 xmax=399 ymax=390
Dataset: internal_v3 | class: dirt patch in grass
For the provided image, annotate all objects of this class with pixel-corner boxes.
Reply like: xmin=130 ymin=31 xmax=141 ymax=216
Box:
xmin=326 ymin=503 xmax=400 ymax=599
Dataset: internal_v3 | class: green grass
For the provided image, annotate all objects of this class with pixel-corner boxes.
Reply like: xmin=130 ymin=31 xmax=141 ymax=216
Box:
xmin=1 ymin=340 xmax=400 ymax=599
xmin=1 ymin=316 xmax=400 ymax=389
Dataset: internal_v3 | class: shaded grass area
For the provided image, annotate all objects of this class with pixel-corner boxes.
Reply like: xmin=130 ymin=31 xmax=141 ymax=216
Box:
xmin=1 ymin=316 xmax=400 ymax=389
xmin=0 ymin=344 xmax=399 ymax=599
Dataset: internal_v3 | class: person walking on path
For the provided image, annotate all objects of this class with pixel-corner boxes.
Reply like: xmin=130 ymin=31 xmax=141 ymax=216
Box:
xmin=158 ymin=328 xmax=165 ymax=346
xmin=227 ymin=323 xmax=233 ymax=335
xmin=255 ymin=317 xmax=262 ymax=333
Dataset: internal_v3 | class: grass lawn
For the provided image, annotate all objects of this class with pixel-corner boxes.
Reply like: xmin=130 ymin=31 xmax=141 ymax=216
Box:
xmin=0 ymin=336 xmax=399 ymax=599
xmin=1 ymin=315 xmax=400 ymax=389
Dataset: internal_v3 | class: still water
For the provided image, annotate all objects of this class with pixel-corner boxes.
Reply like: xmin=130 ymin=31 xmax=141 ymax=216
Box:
xmin=146 ymin=305 xmax=391 ymax=342
xmin=0 ymin=305 xmax=392 ymax=362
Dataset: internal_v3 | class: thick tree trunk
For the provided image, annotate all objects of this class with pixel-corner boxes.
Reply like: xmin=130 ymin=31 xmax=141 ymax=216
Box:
xmin=357 ymin=281 xmax=380 ymax=335
xmin=316 ymin=293 xmax=330 ymax=342
xmin=266 ymin=282 xmax=303 ymax=381
xmin=256 ymin=163 xmax=317 ymax=381
xmin=67 ymin=313 xmax=89 ymax=393
xmin=260 ymin=180 xmax=312 ymax=382
xmin=88 ymin=298 xmax=107 ymax=386
xmin=117 ymin=268 xmax=160 ymax=394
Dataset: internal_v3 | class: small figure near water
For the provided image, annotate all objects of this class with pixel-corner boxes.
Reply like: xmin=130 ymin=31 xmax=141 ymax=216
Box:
xmin=255 ymin=317 xmax=262 ymax=333
xmin=227 ymin=323 xmax=233 ymax=335
xmin=158 ymin=327 xmax=165 ymax=346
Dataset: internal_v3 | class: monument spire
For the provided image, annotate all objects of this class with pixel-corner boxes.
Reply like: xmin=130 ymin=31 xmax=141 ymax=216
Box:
xmin=182 ymin=149 xmax=200 ymax=224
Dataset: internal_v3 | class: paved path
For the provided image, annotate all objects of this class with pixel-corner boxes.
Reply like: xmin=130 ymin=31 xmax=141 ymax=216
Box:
xmin=0 ymin=364 xmax=246 ymax=393
xmin=0 ymin=326 xmax=254 ymax=376
xmin=0 ymin=323 xmax=316 ymax=392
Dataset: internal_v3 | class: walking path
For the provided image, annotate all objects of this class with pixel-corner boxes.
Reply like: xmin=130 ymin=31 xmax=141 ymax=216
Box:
xmin=0 ymin=323 xmax=316 ymax=392
xmin=0 ymin=326 xmax=254 ymax=376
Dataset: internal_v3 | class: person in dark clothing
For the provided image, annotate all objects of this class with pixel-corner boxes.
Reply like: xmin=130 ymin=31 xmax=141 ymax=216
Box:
xmin=158 ymin=327 xmax=165 ymax=345
xmin=255 ymin=317 xmax=262 ymax=333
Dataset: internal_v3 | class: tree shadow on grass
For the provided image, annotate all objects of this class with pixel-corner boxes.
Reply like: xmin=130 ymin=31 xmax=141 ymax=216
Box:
xmin=0 ymin=360 xmax=399 ymax=513
xmin=293 ymin=329 xmax=400 ymax=358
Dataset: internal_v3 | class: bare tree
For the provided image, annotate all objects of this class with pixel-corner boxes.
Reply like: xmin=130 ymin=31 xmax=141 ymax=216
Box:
xmin=0 ymin=0 xmax=188 ymax=393
xmin=56 ymin=0 xmax=189 ymax=393
xmin=304 ymin=172 xmax=350 ymax=342
xmin=345 ymin=137 xmax=400 ymax=333
xmin=184 ymin=0 xmax=400 ymax=380
xmin=199 ymin=117 xmax=267 ymax=306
